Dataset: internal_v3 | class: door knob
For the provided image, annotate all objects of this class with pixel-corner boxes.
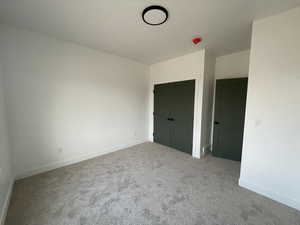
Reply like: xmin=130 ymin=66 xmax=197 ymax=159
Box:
xmin=168 ymin=118 xmax=175 ymax=121
xmin=214 ymin=121 xmax=220 ymax=125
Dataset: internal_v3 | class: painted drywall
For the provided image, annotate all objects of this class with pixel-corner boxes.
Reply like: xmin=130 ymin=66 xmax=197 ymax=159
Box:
xmin=0 ymin=25 xmax=150 ymax=178
xmin=0 ymin=64 xmax=13 ymax=224
xmin=240 ymin=7 xmax=300 ymax=210
xmin=149 ymin=51 xmax=205 ymax=84
xmin=215 ymin=50 xmax=250 ymax=79
xmin=149 ymin=50 xmax=215 ymax=158
xmin=201 ymin=51 xmax=215 ymax=153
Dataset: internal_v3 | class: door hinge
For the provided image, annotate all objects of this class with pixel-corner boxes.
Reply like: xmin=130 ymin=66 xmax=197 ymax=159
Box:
xmin=153 ymin=132 xmax=155 ymax=137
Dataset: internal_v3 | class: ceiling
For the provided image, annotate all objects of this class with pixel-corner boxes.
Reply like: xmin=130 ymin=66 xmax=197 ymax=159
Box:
xmin=0 ymin=0 xmax=300 ymax=64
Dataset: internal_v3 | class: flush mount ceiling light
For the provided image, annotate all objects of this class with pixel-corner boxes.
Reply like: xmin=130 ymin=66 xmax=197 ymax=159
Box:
xmin=142 ymin=5 xmax=168 ymax=26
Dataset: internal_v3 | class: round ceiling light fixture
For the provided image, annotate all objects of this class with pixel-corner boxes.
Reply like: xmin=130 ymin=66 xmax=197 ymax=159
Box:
xmin=142 ymin=5 xmax=168 ymax=26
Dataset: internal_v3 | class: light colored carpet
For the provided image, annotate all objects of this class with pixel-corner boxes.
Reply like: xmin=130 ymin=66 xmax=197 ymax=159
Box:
xmin=5 ymin=142 xmax=300 ymax=225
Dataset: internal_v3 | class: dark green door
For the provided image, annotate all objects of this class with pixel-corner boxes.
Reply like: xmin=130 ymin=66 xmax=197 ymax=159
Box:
xmin=212 ymin=78 xmax=248 ymax=161
xmin=154 ymin=80 xmax=195 ymax=154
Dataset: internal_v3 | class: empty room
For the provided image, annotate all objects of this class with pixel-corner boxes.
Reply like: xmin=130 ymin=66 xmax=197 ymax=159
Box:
xmin=0 ymin=0 xmax=300 ymax=225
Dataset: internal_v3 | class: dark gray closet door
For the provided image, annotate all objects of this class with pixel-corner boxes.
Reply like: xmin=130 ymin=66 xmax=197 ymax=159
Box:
xmin=212 ymin=78 xmax=248 ymax=161
xmin=154 ymin=80 xmax=195 ymax=154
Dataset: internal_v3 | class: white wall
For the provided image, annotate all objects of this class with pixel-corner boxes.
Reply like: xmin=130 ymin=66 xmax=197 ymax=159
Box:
xmin=149 ymin=50 xmax=215 ymax=158
xmin=150 ymin=51 xmax=205 ymax=84
xmin=0 ymin=25 xmax=150 ymax=178
xmin=0 ymin=64 xmax=13 ymax=224
xmin=215 ymin=50 xmax=250 ymax=79
xmin=201 ymin=51 xmax=215 ymax=153
xmin=240 ymin=7 xmax=300 ymax=210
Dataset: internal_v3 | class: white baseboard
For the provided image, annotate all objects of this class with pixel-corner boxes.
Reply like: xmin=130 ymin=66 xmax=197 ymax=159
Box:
xmin=0 ymin=180 xmax=14 ymax=225
xmin=16 ymin=139 xmax=147 ymax=180
xmin=239 ymin=178 xmax=300 ymax=211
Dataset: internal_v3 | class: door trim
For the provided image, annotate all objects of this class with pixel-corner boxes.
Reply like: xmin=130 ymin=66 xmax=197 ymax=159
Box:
xmin=149 ymin=78 xmax=203 ymax=158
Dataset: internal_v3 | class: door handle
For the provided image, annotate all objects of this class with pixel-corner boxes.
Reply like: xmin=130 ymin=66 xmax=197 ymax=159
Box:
xmin=167 ymin=118 xmax=175 ymax=121
xmin=214 ymin=121 xmax=220 ymax=125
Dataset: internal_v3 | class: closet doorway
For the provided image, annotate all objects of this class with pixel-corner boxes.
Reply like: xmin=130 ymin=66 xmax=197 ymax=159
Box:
xmin=153 ymin=80 xmax=195 ymax=154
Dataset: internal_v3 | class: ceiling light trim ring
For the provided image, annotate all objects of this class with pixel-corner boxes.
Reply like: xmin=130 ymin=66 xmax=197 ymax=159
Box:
xmin=142 ymin=5 xmax=169 ymax=26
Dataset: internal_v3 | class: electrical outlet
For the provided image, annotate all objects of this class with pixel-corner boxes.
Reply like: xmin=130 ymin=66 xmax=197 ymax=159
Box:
xmin=202 ymin=144 xmax=212 ymax=154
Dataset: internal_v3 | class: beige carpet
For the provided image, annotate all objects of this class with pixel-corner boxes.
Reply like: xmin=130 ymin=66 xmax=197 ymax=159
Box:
xmin=5 ymin=142 xmax=300 ymax=225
